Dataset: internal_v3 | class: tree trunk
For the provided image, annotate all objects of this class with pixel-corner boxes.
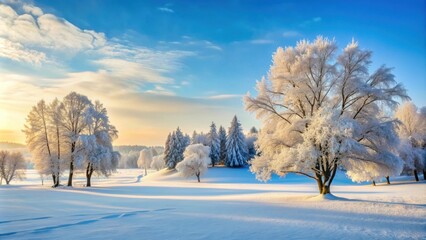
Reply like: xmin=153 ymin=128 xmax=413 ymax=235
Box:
xmin=414 ymin=170 xmax=419 ymax=182
xmin=372 ymin=180 xmax=376 ymax=186
xmin=86 ymin=163 xmax=93 ymax=187
xmin=54 ymin=174 xmax=60 ymax=187
xmin=67 ymin=143 xmax=75 ymax=187
xmin=196 ymin=173 xmax=200 ymax=182
xmin=385 ymin=176 xmax=390 ymax=185
xmin=52 ymin=174 xmax=57 ymax=187
xmin=67 ymin=160 xmax=74 ymax=187
xmin=321 ymin=185 xmax=330 ymax=194
xmin=144 ymin=167 xmax=147 ymax=176
xmin=423 ymin=170 xmax=426 ymax=180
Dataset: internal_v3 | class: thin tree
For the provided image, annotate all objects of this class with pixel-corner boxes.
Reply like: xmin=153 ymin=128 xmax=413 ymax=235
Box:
xmin=23 ymin=100 xmax=59 ymax=186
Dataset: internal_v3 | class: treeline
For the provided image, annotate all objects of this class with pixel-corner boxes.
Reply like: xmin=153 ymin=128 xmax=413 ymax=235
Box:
xmin=115 ymin=145 xmax=164 ymax=168
xmin=163 ymin=115 xmax=258 ymax=170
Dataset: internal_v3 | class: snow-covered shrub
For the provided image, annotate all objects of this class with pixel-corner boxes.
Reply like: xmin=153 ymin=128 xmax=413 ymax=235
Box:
xmin=176 ymin=144 xmax=211 ymax=182
xmin=150 ymin=154 xmax=166 ymax=171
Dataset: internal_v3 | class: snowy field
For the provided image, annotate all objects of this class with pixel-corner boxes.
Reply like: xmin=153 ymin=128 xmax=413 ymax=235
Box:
xmin=0 ymin=168 xmax=425 ymax=240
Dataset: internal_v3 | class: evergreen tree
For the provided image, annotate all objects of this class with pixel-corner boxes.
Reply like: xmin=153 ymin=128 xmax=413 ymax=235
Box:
xmin=165 ymin=127 xmax=187 ymax=169
xmin=218 ymin=126 xmax=227 ymax=165
xmin=163 ymin=133 xmax=172 ymax=167
xmin=225 ymin=116 xmax=248 ymax=167
xmin=208 ymin=122 xmax=220 ymax=167
xmin=184 ymin=134 xmax=191 ymax=149
xmin=246 ymin=127 xmax=258 ymax=160
xmin=191 ymin=130 xmax=198 ymax=144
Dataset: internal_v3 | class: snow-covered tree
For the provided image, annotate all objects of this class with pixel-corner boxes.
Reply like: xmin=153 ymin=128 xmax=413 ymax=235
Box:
xmin=76 ymin=101 xmax=120 ymax=187
xmin=163 ymin=133 xmax=172 ymax=165
xmin=394 ymin=101 xmax=426 ymax=181
xmin=138 ymin=149 xmax=153 ymax=175
xmin=208 ymin=122 xmax=220 ymax=167
xmin=165 ymin=127 xmax=188 ymax=169
xmin=48 ymin=98 xmax=65 ymax=187
xmin=245 ymin=37 xmax=408 ymax=194
xmin=0 ymin=151 xmax=26 ymax=185
xmin=25 ymin=93 xmax=119 ymax=187
xmin=60 ymin=92 xmax=93 ymax=186
xmin=191 ymin=131 xmax=208 ymax=145
xmin=151 ymin=154 xmax=166 ymax=171
xmin=218 ymin=126 xmax=227 ymax=165
xmin=184 ymin=134 xmax=191 ymax=148
xmin=176 ymin=144 xmax=211 ymax=182
xmin=246 ymin=127 xmax=258 ymax=160
xmin=225 ymin=116 xmax=248 ymax=167
xmin=24 ymin=99 xmax=62 ymax=187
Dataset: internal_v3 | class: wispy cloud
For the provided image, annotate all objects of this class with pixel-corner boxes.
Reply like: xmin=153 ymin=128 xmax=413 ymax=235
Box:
xmin=249 ymin=39 xmax=274 ymax=45
xmin=0 ymin=38 xmax=46 ymax=64
xmin=300 ymin=16 xmax=322 ymax=27
xmin=159 ymin=37 xmax=222 ymax=51
xmin=157 ymin=4 xmax=175 ymax=13
xmin=206 ymin=94 xmax=243 ymax=100
xmin=282 ymin=31 xmax=301 ymax=38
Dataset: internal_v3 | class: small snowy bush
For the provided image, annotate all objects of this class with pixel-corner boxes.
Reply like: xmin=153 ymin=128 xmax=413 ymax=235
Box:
xmin=176 ymin=144 xmax=211 ymax=182
xmin=151 ymin=154 xmax=166 ymax=171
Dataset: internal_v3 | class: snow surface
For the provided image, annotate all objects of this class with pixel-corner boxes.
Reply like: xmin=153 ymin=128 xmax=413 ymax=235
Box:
xmin=0 ymin=168 xmax=425 ymax=239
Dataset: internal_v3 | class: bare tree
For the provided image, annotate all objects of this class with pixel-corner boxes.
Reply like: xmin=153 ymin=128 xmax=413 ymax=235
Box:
xmin=0 ymin=151 xmax=26 ymax=185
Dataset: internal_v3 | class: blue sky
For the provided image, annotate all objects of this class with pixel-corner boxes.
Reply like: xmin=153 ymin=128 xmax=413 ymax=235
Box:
xmin=0 ymin=0 xmax=425 ymax=145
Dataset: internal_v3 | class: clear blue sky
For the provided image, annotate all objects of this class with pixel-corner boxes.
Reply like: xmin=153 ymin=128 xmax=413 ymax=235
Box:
xmin=0 ymin=0 xmax=425 ymax=145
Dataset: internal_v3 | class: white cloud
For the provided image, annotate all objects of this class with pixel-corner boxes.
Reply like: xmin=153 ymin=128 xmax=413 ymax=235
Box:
xmin=22 ymin=4 xmax=43 ymax=16
xmin=206 ymin=94 xmax=243 ymax=100
xmin=0 ymin=37 xmax=46 ymax=63
xmin=300 ymin=17 xmax=322 ymax=27
xmin=0 ymin=4 xmax=106 ymax=52
xmin=94 ymin=58 xmax=173 ymax=84
xmin=250 ymin=39 xmax=274 ymax=44
xmin=282 ymin=31 xmax=301 ymax=38
xmin=157 ymin=7 xmax=174 ymax=13
xmin=146 ymin=85 xmax=176 ymax=96
xmin=160 ymin=37 xmax=222 ymax=51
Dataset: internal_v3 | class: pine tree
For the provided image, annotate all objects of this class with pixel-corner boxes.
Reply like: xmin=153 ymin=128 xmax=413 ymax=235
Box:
xmin=208 ymin=122 xmax=220 ymax=167
xmin=165 ymin=127 xmax=187 ymax=169
xmin=246 ymin=127 xmax=258 ymax=160
xmin=164 ymin=132 xmax=174 ymax=169
xmin=226 ymin=116 xmax=248 ymax=167
xmin=218 ymin=126 xmax=227 ymax=165
xmin=191 ymin=131 xmax=198 ymax=144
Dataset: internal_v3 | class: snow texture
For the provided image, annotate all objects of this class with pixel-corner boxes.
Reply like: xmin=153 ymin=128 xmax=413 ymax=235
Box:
xmin=0 ymin=168 xmax=425 ymax=239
